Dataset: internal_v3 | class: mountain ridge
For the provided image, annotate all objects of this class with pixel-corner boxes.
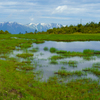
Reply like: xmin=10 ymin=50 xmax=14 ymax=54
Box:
xmin=0 ymin=22 xmax=63 ymax=34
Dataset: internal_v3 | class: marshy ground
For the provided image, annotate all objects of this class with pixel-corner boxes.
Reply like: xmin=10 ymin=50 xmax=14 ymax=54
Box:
xmin=0 ymin=34 xmax=100 ymax=99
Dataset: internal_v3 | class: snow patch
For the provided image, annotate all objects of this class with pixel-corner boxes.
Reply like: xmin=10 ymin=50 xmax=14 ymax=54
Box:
xmin=41 ymin=23 xmax=47 ymax=26
xmin=29 ymin=23 xmax=33 ymax=26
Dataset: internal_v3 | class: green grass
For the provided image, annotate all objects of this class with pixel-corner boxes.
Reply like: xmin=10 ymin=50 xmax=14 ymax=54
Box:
xmin=34 ymin=39 xmax=45 ymax=44
xmin=40 ymin=52 xmax=44 ymax=55
xmin=83 ymin=56 xmax=95 ymax=61
xmin=56 ymin=50 xmax=67 ymax=54
xmin=7 ymin=57 xmax=18 ymax=62
xmin=18 ymin=43 xmax=32 ymax=49
xmin=92 ymin=62 xmax=100 ymax=68
xmin=61 ymin=66 xmax=66 ymax=69
xmin=68 ymin=60 xmax=78 ymax=64
xmin=89 ymin=68 xmax=100 ymax=76
xmin=50 ymin=55 xmax=65 ymax=60
xmin=49 ymin=60 xmax=58 ymax=64
xmin=0 ymin=59 xmax=99 ymax=100
xmin=50 ymin=49 xmax=100 ymax=61
xmin=49 ymin=47 xmax=57 ymax=53
xmin=0 ymin=59 xmax=36 ymax=99
xmin=29 ymin=48 xmax=38 ymax=52
xmin=0 ymin=34 xmax=100 ymax=99
xmin=0 ymin=55 xmax=9 ymax=59
xmin=54 ymin=70 xmax=85 ymax=76
xmin=56 ymin=50 xmax=83 ymax=57
xmin=82 ymin=67 xmax=93 ymax=72
xmin=83 ymin=49 xmax=94 ymax=55
xmin=54 ymin=70 xmax=72 ymax=76
xmin=83 ymin=67 xmax=100 ymax=76
xmin=68 ymin=60 xmax=78 ymax=67
xmin=69 ymin=64 xmax=77 ymax=67
xmin=22 ymin=60 xmax=31 ymax=64
xmin=43 ymin=47 xmax=48 ymax=51
xmin=16 ymin=53 xmax=33 ymax=58
xmin=13 ymin=34 xmax=100 ymax=41
xmin=60 ymin=61 xmax=78 ymax=67
xmin=15 ymin=62 xmax=26 ymax=66
xmin=18 ymin=65 xmax=35 ymax=71
xmin=83 ymin=49 xmax=100 ymax=56
xmin=60 ymin=61 xmax=68 ymax=64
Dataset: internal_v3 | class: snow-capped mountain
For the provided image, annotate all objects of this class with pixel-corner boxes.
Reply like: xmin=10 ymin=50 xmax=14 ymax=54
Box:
xmin=0 ymin=22 xmax=63 ymax=34
xmin=0 ymin=22 xmax=35 ymax=34
xmin=26 ymin=23 xmax=63 ymax=32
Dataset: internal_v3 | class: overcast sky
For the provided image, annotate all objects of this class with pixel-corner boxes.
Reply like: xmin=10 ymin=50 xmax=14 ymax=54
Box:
xmin=0 ymin=0 xmax=100 ymax=25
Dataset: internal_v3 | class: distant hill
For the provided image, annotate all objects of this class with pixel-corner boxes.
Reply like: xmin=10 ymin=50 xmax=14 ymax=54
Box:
xmin=0 ymin=22 xmax=35 ymax=34
xmin=26 ymin=23 xmax=63 ymax=32
xmin=0 ymin=22 xmax=63 ymax=34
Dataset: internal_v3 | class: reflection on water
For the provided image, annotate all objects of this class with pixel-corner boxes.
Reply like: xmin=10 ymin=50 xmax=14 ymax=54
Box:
xmin=7 ymin=41 xmax=100 ymax=83
xmin=82 ymin=73 xmax=99 ymax=80
xmin=32 ymin=41 xmax=100 ymax=52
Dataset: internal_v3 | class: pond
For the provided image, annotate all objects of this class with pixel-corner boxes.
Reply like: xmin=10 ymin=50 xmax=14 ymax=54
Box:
xmin=32 ymin=41 xmax=100 ymax=52
xmin=7 ymin=40 xmax=100 ymax=83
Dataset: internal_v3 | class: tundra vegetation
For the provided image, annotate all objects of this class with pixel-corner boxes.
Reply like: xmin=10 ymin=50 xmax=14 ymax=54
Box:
xmin=0 ymin=23 xmax=100 ymax=99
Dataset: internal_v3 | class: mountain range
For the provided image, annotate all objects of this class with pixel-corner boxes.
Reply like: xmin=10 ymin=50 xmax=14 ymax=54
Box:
xmin=0 ymin=22 xmax=63 ymax=34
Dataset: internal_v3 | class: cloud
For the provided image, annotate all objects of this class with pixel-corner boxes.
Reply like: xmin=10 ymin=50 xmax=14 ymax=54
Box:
xmin=0 ymin=1 xmax=36 ymax=6
xmin=41 ymin=16 xmax=70 ymax=20
xmin=0 ymin=1 xmax=37 ymax=14
xmin=0 ymin=2 xmax=18 ymax=5
xmin=30 ymin=17 xmax=34 ymax=21
xmin=52 ymin=5 xmax=67 ymax=14
xmin=52 ymin=2 xmax=100 ymax=15
xmin=56 ymin=5 xmax=67 ymax=12
xmin=0 ymin=0 xmax=100 ymax=25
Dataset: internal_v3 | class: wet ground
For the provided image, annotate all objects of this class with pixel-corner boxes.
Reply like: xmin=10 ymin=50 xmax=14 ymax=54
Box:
xmin=2 ymin=40 xmax=100 ymax=83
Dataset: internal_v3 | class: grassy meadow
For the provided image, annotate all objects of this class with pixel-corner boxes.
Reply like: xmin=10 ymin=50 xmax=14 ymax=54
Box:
xmin=14 ymin=33 xmax=100 ymax=41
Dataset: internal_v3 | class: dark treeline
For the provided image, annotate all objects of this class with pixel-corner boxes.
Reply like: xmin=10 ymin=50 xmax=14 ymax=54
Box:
xmin=35 ymin=21 xmax=100 ymax=34
xmin=0 ymin=30 xmax=11 ymax=34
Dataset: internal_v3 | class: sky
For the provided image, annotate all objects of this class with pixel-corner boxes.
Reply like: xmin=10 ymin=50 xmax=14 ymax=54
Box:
xmin=0 ymin=0 xmax=100 ymax=26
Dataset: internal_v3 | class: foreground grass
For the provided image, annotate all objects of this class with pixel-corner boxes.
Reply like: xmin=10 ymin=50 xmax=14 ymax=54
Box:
xmin=0 ymin=34 xmax=100 ymax=99
xmin=0 ymin=59 xmax=100 ymax=99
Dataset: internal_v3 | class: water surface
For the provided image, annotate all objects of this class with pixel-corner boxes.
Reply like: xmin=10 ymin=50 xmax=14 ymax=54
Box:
xmin=7 ymin=40 xmax=100 ymax=83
